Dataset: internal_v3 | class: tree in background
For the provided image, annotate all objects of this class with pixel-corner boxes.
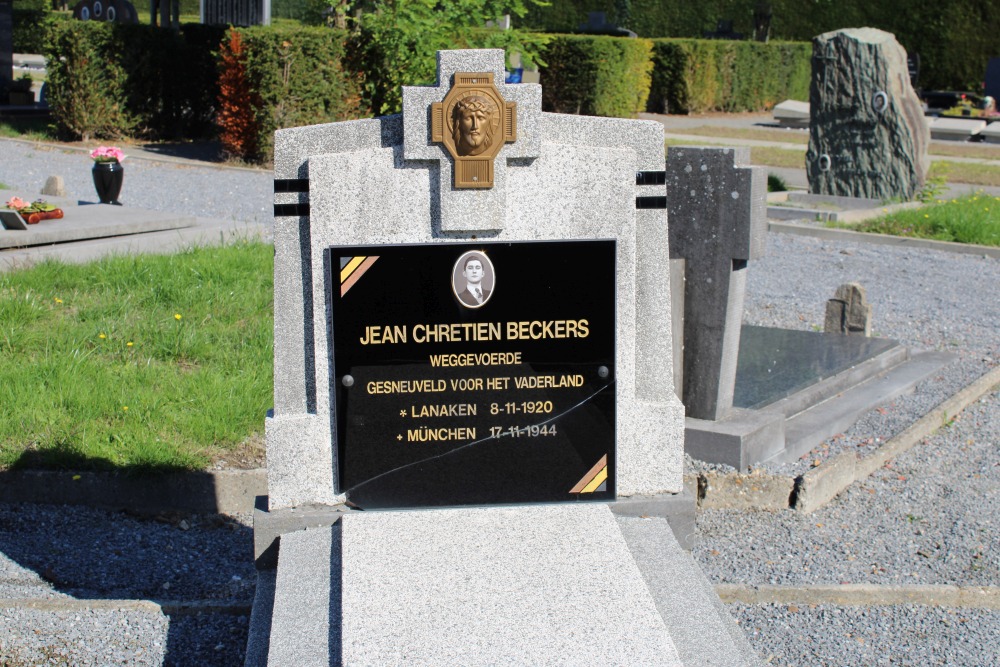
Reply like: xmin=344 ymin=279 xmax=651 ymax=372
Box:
xmin=346 ymin=0 xmax=549 ymax=116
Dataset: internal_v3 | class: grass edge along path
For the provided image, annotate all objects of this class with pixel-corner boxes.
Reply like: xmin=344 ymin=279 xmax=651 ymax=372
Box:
xmin=839 ymin=192 xmax=1000 ymax=246
xmin=0 ymin=241 xmax=273 ymax=472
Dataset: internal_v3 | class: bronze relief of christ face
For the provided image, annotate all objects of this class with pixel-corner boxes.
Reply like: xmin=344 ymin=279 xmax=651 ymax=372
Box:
xmin=430 ymin=73 xmax=517 ymax=189
xmin=451 ymin=95 xmax=497 ymax=157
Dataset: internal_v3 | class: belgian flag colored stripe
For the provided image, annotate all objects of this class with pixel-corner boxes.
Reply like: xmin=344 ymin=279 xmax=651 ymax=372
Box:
xmin=570 ymin=454 xmax=608 ymax=494
xmin=340 ymin=256 xmax=379 ymax=296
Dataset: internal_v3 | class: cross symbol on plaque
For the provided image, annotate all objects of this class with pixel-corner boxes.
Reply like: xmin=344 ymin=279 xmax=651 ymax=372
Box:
xmin=402 ymin=50 xmax=541 ymax=232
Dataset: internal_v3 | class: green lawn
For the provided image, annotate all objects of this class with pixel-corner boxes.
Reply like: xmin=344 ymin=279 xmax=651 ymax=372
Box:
xmin=845 ymin=193 xmax=1000 ymax=246
xmin=0 ymin=242 xmax=273 ymax=471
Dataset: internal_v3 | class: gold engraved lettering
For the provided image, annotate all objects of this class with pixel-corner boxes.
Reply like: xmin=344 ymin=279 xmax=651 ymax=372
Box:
xmin=407 ymin=427 xmax=477 ymax=442
xmin=359 ymin=325 xmax=407 ymax=345
xmin=409 ymin=403 xmax=478 ymax=418
xmin=513 ymin=374 xmax=584 ymax=389
xmin=428 ymin=351 xmax=522 ymax=367
xmin=506 ymin=320 xmax=590 ymax=340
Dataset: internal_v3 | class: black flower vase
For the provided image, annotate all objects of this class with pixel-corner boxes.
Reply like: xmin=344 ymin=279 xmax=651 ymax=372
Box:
xmin=92 ymin=161 xmax=124 ymax=205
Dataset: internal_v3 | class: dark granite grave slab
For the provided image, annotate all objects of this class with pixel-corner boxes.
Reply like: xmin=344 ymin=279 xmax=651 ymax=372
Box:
xmin=328 ymin=240 xmax=617 ymax=510
xmin=0 ymin=203 xmax=197 ymax=249
xmin=733 ymin=325 xmax=899 ymax=410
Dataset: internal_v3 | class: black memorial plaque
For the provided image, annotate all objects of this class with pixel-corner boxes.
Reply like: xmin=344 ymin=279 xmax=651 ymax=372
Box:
xmin=328 ymin=240 xmax=616 ymax=509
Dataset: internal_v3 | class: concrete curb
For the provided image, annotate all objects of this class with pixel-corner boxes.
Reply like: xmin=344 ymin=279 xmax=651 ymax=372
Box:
xmin=0 ymin=598 xmax=253 ymax=616
xmin=769 ymin=221 xmax=1000 ymax=259
xmin=715 ymin=583 xmax=1000 ymax=609
xmin=0 ymin=468 xmax=266 ymax=515
xmin=697 ymin=366 xmax=1000 ymax=512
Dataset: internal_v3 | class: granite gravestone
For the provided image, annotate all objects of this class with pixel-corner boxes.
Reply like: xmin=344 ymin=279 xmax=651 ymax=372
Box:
xmin=249 ymin=49 xmax=763 ymax=667
xmin=806 ymin=28 xmax=930 ymax=200
xmin=666 ymin=146 xmax=766 ymax=422
xmin=0 ymin=0 xmax=12 ymax=105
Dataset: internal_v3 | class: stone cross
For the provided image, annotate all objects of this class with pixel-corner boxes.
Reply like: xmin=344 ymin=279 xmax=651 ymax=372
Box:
xmin=401 ymin=51 xmax=542 ymax=232
xmin=666 ymin=146 xmax=766 ymax=421
xmin=0 ymin=0 xmax=12 ymax=105
xmin=824 ymin=282 xmax=872 ymax=335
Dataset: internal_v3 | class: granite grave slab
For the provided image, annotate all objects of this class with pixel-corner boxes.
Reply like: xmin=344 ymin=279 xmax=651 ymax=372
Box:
xmin=0 ymin=202 xmax=197 ymax=249
xmin=248 ymin=48 xmax=763 ymax=667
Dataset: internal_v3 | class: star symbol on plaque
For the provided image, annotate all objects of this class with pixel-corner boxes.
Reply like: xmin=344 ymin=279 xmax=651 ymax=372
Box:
xmin=397 ymin=434 xmax=403 ymax=441
xmin=400 ymin=410 xmax=407 ymax=417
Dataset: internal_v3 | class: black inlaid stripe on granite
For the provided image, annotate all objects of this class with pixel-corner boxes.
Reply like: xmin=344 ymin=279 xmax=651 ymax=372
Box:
xmin=274 ymin=178 xmax=310 ymax=193
xmin=635 ymin=171 xmax=667 ymax=186
xmin=635 ymin=196 xmax=667 ymax=209
xmin=274 ymin=203 xmax=310 ymax=217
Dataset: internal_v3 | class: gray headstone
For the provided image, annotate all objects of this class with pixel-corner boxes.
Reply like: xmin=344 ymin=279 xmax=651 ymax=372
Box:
xmin=806 ymin=28 xmax=930 ymax=200
xmin=40 ymin=175 xmax=67 ymax=198
xmin=824 ymin=282 xmax=872 ymax=336
xmin=0 ymin=0 xmax=12 ymax=105
xmin=268 ymin=49 xmax=684 ymax=509
xmin=666 ymin=146 xmax=767 ymax=422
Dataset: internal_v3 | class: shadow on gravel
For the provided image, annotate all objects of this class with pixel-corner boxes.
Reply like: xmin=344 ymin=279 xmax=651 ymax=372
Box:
xmin=0 ymin=492 xmax=257 ymax=664
xmin=138 ymin=140 xmax=226 ymax=164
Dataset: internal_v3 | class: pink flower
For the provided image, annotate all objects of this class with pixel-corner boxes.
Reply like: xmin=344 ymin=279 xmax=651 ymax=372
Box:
xmin=90 ymin=146 xmax=126 ymax=163
xmin=5 ymin=196 xmax=28 ymax=211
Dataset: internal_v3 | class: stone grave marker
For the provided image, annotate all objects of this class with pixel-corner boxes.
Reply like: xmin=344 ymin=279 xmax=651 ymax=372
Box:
xmin=825 ymin=282 xmax=872 ymax=336
xmin=249 ymin=49 xmax=762 ymax=666
xmin=0 ymin=0 xmax=12 ymax=105
xmin=665 ymin=146 xmax=766 ymax=422
xmin=806 ymin=28 xmax=930 ymax=200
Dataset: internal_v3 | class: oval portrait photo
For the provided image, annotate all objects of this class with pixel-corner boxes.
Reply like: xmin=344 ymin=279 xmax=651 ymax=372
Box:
xmin=452 ymin=250 xmax=495 ymax=309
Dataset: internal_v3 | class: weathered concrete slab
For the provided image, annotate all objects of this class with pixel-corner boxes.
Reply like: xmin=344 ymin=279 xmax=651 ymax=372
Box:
xmin=982 ymin=121 xmax=1000 ymax=144
xmin=0 ymin=202 xmax=196 ymax=249
xmin=773 ymin=100 xmax=809 ymax=128
xmin=929 ymin=117 xmax=987 ymax=141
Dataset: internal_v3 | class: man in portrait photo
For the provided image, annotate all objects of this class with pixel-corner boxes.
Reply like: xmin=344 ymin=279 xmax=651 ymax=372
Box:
xmin=451 ymin=95 xmax=497 ymax=157
xmin=455 ymin=253 xmax=493 ymax=308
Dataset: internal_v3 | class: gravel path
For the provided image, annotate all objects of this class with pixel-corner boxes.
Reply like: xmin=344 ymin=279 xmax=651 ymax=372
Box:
xmin=0 ymin=140 xmax=273 ymax=226
xmin=2 ymin=138 xmax=999 ymax=665
xmin=0 ymin=504 xmax=255 ymax=665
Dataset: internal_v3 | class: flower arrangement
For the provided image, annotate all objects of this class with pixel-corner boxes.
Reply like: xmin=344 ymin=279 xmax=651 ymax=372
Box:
xmin=5 ymin=196 xmax=64 ymax=223
xmin=90 ymin=146 xmax=126 ymax=163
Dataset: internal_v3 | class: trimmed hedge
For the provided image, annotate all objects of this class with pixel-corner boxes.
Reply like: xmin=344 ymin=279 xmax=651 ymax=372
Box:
xmin=521 ymin=0 xmax=998 ymax=91
xmin=41 ymin=20 xmax=364 ymax=159
xmin=13 ymin=9 xmax=50 ymax=54
xmin=541 ymin=35 xmax=653 ymax=118
xmin=217 ymin=26 xmax=366 ymax=162
xmin=43 ymin=19 xmax=225 ymax=141
xmin=648 ymin=39 xmax=810 ymax=114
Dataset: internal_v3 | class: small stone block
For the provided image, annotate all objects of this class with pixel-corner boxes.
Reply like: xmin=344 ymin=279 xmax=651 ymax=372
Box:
xmin=824 ymin=282 xmax=872 ymax=335
xmin=40 ymin=175 xmax=67 ymax=198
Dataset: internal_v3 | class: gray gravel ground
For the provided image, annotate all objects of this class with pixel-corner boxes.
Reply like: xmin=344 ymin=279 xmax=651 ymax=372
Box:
xmin=0 ymin=504 xmax=255 ymax=665
xmin=0 ymin=140 xmax=273 ymax=226
xmin=2 ymin=138 xmax=1000 ymax=665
